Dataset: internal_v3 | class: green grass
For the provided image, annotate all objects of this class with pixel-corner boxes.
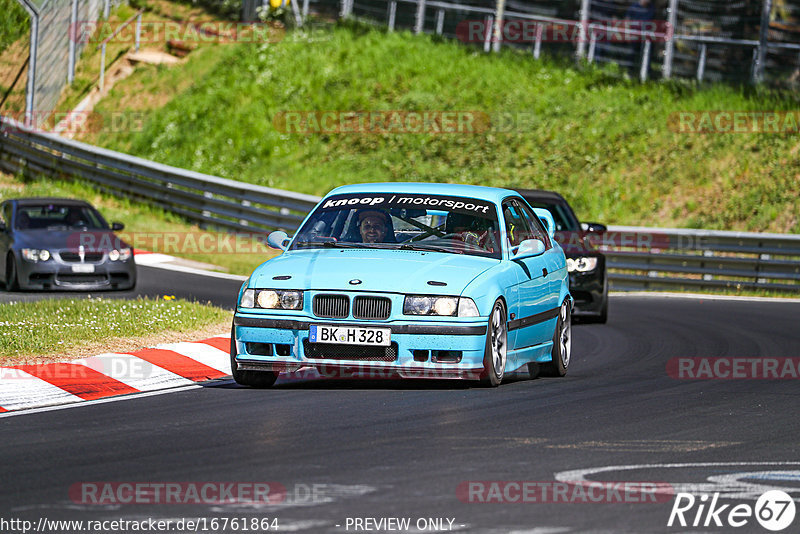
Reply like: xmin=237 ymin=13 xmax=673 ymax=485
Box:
xmin=91 ymin=21 xmax=800 ymax=234
xmin=0 ymin=296 xmax=230 ymax=360
xmin=0 ymin=0 xmax=28 ymax=55
xmin=0 ymin=172 xmax=278 ymax=275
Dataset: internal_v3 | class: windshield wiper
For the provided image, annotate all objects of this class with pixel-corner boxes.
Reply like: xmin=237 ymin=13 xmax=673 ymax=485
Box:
xmin=398 ymin=243 xmax=463 ymax=254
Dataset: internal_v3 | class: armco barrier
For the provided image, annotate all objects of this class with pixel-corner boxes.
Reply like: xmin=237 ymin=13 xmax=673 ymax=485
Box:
xmin=603 ymin=226 xmax=800 ymax=293
xmin=1 ymin=114 xmax=798 ymax=293
xmin=0 ymin=115 xmax=319 ymax=233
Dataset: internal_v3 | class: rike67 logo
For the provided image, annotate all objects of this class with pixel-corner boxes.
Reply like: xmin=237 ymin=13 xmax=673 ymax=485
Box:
xmin=668 ymin=490 xmax=796 ymax=531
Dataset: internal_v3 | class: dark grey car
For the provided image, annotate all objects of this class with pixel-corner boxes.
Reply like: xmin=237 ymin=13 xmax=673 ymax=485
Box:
xmin=0 ymin=198 xmax=136 ymax=291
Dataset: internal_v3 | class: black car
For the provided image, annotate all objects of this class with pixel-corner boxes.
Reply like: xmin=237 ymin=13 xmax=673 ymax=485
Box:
xmin=517 ymin=189 xmax=608 ymax=323
xmin=0 ymin=198 xmax=136 ymax=291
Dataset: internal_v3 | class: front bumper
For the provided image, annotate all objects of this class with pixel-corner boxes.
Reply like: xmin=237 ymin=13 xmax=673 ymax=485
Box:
xmin=567 ymin=255 xmax=607 ymax=315
xmin=16 ymin=256 xmax=136 ymax=290
xmin=233 ymin=314 xmax=488 ymax=380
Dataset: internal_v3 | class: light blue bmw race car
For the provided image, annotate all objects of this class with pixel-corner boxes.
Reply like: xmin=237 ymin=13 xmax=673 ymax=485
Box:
xmin=231 ymin=183 xmax=572 ymax=387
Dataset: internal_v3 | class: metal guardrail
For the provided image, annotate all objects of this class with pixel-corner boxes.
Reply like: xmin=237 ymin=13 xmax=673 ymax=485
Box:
xmin=603 ymin=226 xmax=800 ymax=292
xmin=1 ymin=114 xmax=798 ymax=292
xmin=0 ymin=115 xmax=320 ymax=233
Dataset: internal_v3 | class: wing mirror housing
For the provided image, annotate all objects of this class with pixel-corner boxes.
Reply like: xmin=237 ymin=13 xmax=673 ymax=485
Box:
xmin=511 ymin=238 xmax=546 ymax=260
xmin=111 ymin=222 xmax=125 ymax=231
xmin=533 ymin=208 xmax=556 ymax=239
xmin=267 ymin=230 xmax=290 ymax=251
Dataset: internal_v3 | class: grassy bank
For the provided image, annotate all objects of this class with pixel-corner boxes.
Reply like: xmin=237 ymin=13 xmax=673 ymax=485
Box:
xmin=88 ymin=22 xmax=800 ymax=234
xmin=0 ymin=0 xmax=28 ymax=55
xmin=0 ymin=296 xmax=230 ymax=361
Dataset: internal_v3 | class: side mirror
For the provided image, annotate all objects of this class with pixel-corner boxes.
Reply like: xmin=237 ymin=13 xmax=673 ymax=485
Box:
xmin=533 ymin=208 xmax=556 ymax=239
xmin=581 ymin=222 xmax=607 ymax=233
xmin=111 ymin=222 xmax=125 ymax=231
xmin=511 ymin=238 xmax=546 ymax=259
xmin=267 ymin=230 xmax=290 ymax=251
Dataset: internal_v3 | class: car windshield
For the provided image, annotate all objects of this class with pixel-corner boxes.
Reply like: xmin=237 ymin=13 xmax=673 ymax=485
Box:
xmin=291 ymin=193 xmax=502 ymax=259
xmin=525 ymin=200 xmax=580 ymax=232
xmin=15 ymin=204 xmax=108 ymax=231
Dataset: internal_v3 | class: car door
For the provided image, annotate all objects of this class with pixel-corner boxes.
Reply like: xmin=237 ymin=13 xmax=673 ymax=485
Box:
xmin=502 ymin=199 xmax=552 ymax=355
xmin=516 ymin=199 xmax=564 ymax=306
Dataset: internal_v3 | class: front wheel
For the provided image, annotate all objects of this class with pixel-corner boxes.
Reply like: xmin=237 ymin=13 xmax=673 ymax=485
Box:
xmin=230 ymin=325 xmax=278 ymax=388
xmin=480 ymin=299 xmax=507 ymax=387
xmin=542 ymin=300 xmax=571 ymax=377
xmin=5 ymin=255 xmax=19 ymax=291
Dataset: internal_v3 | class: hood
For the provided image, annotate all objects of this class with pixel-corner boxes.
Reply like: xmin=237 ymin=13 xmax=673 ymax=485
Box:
xmin=250 ymin=249 xmax=497 ymax=295
xmin=13 ymin=229 xmax=129 ymax=251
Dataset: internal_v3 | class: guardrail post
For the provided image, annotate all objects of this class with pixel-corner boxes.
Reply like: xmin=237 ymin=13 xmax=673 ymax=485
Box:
xmin=492 ymin=0 xmax=506 ymax=53
xmin=414 ymin=0 xmax=426 ymax=34
xmin=99 ymin=43 xmax=107 ymax=91
xmin=754 ymin=0 xmax=773 ymax=83
xmin=587 ymin=29 xmax=596 ymax=63
xmin=662 ymin=0 xmax=679 ymax=79
xmin=388 ymin=1 xmax=397 ymax=31
xmin=533 ymin=23 xmax=543 ymax=59
xmin=135 ymin=13 xmax=142 ymax=52
xmin=640 ymin=40 xmax=652 ymax=81
xmin=68 ymin=0 xmax=79 ymax=84
xmin=435 ymin=9 xmax=444 ymax=35
xmin=302 ymin=0 xmax=310 ymax=21
xmin=483 ymin=16 xmax=493 ymax=53
xmin=104 ymin=0 xmax=110 ymax=19
xmin=702 ymin=249 xmax=713 ymax=281
xmin=576 ymin=0 xmax=590 ymax=58
xmin=696 ymin=43 xmax=707 ymax=81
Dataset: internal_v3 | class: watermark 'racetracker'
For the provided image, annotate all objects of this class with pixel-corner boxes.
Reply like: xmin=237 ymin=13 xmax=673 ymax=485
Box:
xmin=669 ymin=111 xmax=800 ymax=134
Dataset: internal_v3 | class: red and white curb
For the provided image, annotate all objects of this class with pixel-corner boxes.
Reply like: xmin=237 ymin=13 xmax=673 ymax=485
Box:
xmin=0 ymin=334 xmax=231 ymax=413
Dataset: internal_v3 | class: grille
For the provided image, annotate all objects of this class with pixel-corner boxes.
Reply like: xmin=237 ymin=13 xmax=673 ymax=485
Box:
xmin=56 ymin=274 xmax=107 ymax=284
xmin=303 ymin=340 xmax=398 ymax=362
xmin=60 ymin=251 xmax=104 ymax=263
xmin=352 ymin=296 xmax=391 ymax=320
xmin=313 ymin=294 xmax=349 ymax=318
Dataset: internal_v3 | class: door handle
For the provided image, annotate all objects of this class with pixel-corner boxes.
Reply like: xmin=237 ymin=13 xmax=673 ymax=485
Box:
xmin=542 ymin=268 xmax=548 ymax=277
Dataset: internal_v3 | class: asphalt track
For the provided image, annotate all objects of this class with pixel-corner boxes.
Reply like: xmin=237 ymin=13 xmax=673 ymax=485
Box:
xmin=2 ymin=284 xmax=800 ymax=533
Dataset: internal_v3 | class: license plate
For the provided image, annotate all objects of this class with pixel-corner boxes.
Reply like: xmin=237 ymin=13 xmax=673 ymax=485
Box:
xmin=71 ymin=264 xmax=95 ymax=273
xmin=309 ymin=325 xmax=391 ymax=346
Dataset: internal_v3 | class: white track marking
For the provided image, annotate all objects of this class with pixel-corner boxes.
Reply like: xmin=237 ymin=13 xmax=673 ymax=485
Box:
xmin=610 ymin=292 xmax=800 ymax=303
xmin=0 ymin=384 xmax=202 ymax=418
xmin=555 ymin=462 xmax=800 ymax=501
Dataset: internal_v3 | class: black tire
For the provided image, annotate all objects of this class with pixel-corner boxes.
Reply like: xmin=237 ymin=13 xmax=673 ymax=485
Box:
xmin=230 ymin=324 xmax=278 ymax=388
xmin=527 ymin=362 xmax=540 ymax=380
xmin=479 ymin=299 xmax=507 ymax=387
xmin=542 ymin=300 xmax=571 ymax=377
xmin=5 ymin=255 xmax=19 ymax=291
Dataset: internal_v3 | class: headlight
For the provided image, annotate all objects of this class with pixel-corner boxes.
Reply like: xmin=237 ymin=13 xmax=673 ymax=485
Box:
xmin=108 ymin=248 xmax=131 ymax=262
xmin=257 ymin=290 xmax=280 ymax=309
xmin=457 ymin=298 xmax=480 ymax=317
xmin=240 ymin=289 xmax=255 ymax=308
xmin=21 ymin=249 xmax=50 ymax=262
xmin=567 ymin=257 xmax=598 ymax=273
xmin=404 ymin=296 xmax=476 ymax=317
xmin=241 ymin=289 xmax=304 ymax=310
